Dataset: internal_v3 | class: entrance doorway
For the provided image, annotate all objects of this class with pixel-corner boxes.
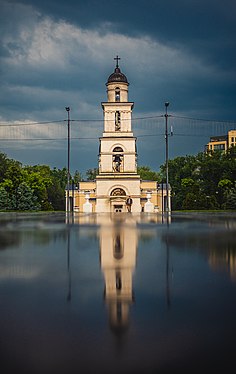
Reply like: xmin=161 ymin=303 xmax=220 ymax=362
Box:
xmin=114 ymin=205 xmax=123 ymax=213
xmin=110 ymin=188 xmax=126 ymax=213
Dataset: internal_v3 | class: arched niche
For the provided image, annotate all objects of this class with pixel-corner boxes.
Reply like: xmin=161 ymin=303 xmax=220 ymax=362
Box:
xmin=110 ymin=188 xmax=126 ymax=197
xmin=115 ymin=87 xmax=120 ymax=102
xmin=112 ymin=147 xmax=124 ymax=172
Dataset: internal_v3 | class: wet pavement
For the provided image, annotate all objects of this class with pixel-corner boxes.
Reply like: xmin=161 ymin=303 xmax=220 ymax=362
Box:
xmin=0 ymin=212 xmax=235 ymax=373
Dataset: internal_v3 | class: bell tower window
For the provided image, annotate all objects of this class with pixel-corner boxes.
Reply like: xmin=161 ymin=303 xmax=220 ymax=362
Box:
xmin=115 ymin=87 xmax=120 ymax=102
xmin=112 ymin=146 xmax=123 ymax=172
xmin=115 ymin=111 xmax=121 ymax=131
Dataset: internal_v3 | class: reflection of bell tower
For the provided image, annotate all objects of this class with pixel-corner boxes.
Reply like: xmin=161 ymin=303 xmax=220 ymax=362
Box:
xmin=96 ymin=56 xmax=141 ymax=212
xmin=99 ymin=218 xmax=137 ymax=333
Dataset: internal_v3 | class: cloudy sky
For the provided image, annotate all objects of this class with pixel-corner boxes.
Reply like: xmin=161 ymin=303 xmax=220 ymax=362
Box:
xmin=0 ymin=0 xmax=236 ymax=175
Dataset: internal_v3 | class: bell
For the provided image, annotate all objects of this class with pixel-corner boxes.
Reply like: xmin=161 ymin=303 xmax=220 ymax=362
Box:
xmin=114 ymin=155 xmax=121 ymax=162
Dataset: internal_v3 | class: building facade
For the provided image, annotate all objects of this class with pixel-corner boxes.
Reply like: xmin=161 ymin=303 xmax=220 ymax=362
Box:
xmin=67 ymin=58 xmax=170 ymax=213
xmin=205 ymin=130 xmax=236 ymax=152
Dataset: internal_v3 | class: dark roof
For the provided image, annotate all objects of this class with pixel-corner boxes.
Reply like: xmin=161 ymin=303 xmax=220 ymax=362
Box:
xmin=210 ymin=135 xmax=227 ymax=142
xmin=107 ymin=67 xmax=129 ymax=85
xmin=65 ymin=184 xmax=78 ymax=191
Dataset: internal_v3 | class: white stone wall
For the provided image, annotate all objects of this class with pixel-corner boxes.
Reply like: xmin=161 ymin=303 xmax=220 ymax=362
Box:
xmin=124 ymin=154 xmax=136 ymax=172
xmin=100 ymin=138 xmax=136 ymax=153
xmin=96 ymin=178 xmax=141 ymax=212
xmin=106 ymin=82 xmax=129 ymax=102
xmin=99 ymin=138 xmax=137 ymax=173
xmin=102 ymin=104 xmax=133 ymax=133
xmin=99 ymin=154 xmax=112 ymax=172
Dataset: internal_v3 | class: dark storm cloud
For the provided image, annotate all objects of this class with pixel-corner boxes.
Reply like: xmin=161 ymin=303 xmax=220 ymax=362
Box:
xmin=1 ymin=0 xmax=235 ymax=117
xmin=14 ymin=0 xmax=236 ymax=69
xmin=0 ymin=0 xmax=235 ymax=172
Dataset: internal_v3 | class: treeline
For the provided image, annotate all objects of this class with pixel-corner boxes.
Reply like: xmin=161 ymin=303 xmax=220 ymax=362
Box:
xmin=0 ymin=152 xmax=101 ymax=211
xmin=0 ymin=147 xmax=235 ymax=211
xmin=160 ymin=147 xmax=236 ymax=210
xmin=0 ymin=152 xmax=69 ymax=211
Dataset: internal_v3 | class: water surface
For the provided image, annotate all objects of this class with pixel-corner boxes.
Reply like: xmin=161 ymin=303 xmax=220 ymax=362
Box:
xmin=0 ymin=212 xmax=235 ymax=373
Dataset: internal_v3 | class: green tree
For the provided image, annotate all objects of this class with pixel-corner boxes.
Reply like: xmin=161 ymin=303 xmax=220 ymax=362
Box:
xmin=86 ymin=168 xmax=99 ymax=180
xmin=23 ymin=171 xmax=50 ymax=209
xmin=0 ymin=152 xmax=10 ymax=183
xmin=137 ymin=166 xmax=160 ymax=181
xmin=218 ymin=179 xmax=233 ymax=190
xmin=224 ymin=191 xmax=236 ymax=209
xmin=0 ymin=152 xmax=70 ymax=211
xmin=16 ymin=182 xmax=40 ymax=211
xmin=182 ymin=192 xmax=199 ymax=210
xmin=48 ymin=167 xmax=68 ymax=210
xmin=51 ymin=167 xmax=67 ymax=189
xmin=73 ymin=170 xmax=83 ymax=184
xmin=160 ymin=155 xmax=199 ymax=210
xmin=47 ymin=179 xmax=65 ymax=210
xmin=22 ymin=165 xmax=55 ymax=210
xmin=181 ymin=177 xmax=197 ymax=191
xmin=5 ymin=163 xmax=23 ymax=191
xmin=0 ymin=186 xmax=9 ymax=210
xmin=160 ymin=150 xmax=236 ymax=210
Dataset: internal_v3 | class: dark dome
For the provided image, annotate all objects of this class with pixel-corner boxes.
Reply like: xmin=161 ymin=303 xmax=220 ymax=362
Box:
xmin=107 ymin=67 xmax=129 ymax=85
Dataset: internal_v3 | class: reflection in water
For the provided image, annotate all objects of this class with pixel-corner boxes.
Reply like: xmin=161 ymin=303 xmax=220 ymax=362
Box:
xmin=161 ymin=215 xmax=236 ymax=282
xmin=67 ymin=213 xmax=172 ymax=333
xmin=67 ymin=226 xmax=72 ymax=302
xmin=1 ymin=212 xmax=236 ymax=373
xmin=72 ymin=214 xmax=173 ymax=335
xmin=66 ymin=213 xmax=169 ymax=335
xmin=208 ymin=246 xmax=236 ymax=281
xmin=99 ymin=216 xmax=137 ymax=334
xmin=114 ymin=233 xmax=123 ymax=260
xmin=165 ymin=231 xmax=171 ymax=309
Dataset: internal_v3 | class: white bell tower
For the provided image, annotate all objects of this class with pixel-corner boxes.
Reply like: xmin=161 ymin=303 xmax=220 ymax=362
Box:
xmin=96 ymin=57 xmax=141 ymax=213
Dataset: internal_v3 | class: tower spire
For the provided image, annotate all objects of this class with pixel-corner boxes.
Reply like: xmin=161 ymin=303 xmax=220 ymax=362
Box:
xmin=114 ymin=55 xmax=121 ymax=68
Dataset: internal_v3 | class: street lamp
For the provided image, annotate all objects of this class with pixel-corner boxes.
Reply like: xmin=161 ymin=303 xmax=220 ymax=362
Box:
xmin=165 ymin=102 xmax=170 ymax=213
xmin=65 ymin=107 xmax=70 ymax=213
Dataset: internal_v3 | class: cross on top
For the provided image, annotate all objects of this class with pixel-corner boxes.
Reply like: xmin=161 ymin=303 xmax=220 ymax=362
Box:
xmin=114 ymin=55 xmax=121 ymax=68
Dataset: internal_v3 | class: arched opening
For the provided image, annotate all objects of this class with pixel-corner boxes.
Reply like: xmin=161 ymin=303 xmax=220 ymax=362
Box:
xmin=110 ymin=188 xmax=126 ymax=212
xmin=112 ymin=147 xmax=123 ymax=172
xmin=115 ymin=87 xmax=120 ymax=102
xmin=115 ymin=271 xmax=122 ymax=290
xmin=114 ymin=234 xmax=123 ymax=260
xmin=110 ymin=188 xmax=126 ymax=197
xmin=113 ymin=146 xmax=123 ymax=152
xmin=115 ymin=111 xmax=121 ymax=131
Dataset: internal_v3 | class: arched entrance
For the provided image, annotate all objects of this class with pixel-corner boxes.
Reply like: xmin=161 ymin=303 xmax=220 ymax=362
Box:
xmin=110 ymin=188 xmax=126 ymax=212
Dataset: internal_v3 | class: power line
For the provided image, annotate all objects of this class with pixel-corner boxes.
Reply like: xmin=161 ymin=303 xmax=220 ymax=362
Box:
xmin=0 ymin=120 xmax=65 ymax=127
xmin=1 ymin=114 xmax=235 ymax=145
xmin=0 ymin=132 xmax=218 ymax=142
xmin=70 ymin=115 xmax=164 ymax=122
xmin=171 ymin=115 xmax=236 ymax=124
xmin=0 ymin=115 xmax=164 ymax=127
xmin=1 ymin=114 xmax=235 ymax=127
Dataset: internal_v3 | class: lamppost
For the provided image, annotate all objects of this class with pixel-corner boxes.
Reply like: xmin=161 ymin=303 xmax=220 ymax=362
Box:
xmin=165 ymin=102 xmax=170 ymax=213
xmin=65 ymin=107 xmax=70 ymax=213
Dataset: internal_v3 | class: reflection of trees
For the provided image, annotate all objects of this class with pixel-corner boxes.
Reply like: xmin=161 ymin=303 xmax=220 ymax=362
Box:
xmin=0 ymin=228 xmax=69 ymax=250
xmin=208 ymin=246 xmax=236 ymax=281
xmin=138 ymin=230 xmax=156 ymax=243
xmin=0 ymin=214 xmax=72 ymax=250
xmin=161 ymin=226 xmax=236 ymax=281
xmin=0 ymin=231 xmax=21 ymax=250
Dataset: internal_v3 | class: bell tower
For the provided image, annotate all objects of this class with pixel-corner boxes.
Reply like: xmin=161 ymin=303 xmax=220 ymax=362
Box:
xmin=72 ymin=57 xmax=169 ymax=213
xmin=96 ymin=57 xmax=141 ymax=213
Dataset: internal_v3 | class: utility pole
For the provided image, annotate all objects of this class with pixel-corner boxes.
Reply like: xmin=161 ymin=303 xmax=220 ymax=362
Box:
xmin=65 ymin=107 xmax=70 ymax=213
xmin=165 ymin=102 xmax=170 ymax=213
